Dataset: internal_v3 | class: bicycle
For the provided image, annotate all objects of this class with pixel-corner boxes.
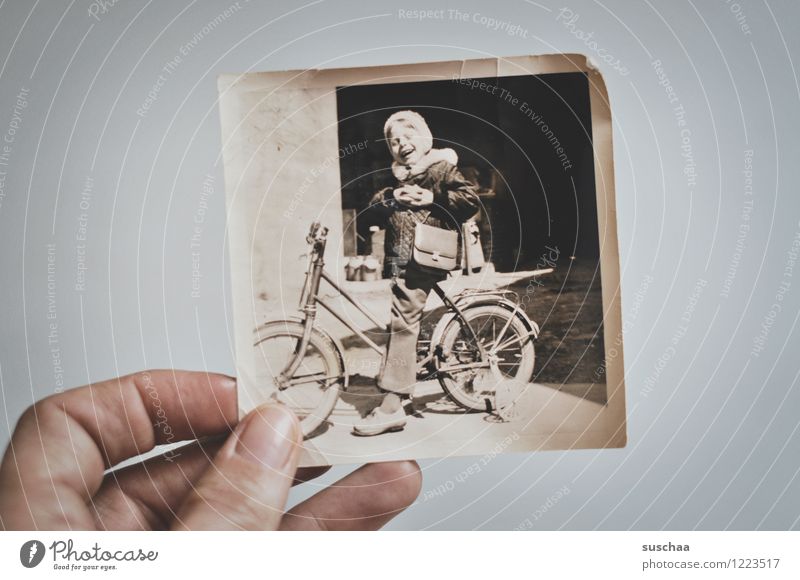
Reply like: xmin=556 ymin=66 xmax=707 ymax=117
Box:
xmin=253 ymin=222 xmax=541 ymax=438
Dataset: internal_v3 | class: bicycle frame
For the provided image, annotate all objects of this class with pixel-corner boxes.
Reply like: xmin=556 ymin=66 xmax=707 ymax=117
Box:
xmin=283 ymin=223 xmax=490 ymax=377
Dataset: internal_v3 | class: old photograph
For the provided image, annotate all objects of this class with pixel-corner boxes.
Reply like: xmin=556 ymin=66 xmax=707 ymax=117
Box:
xmin=218 ymin=54 xmax=626 ymax=466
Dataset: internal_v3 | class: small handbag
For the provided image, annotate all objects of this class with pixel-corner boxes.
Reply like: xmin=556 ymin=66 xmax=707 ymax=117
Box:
xmin=411 ymin=212 xmax=460 ymax=272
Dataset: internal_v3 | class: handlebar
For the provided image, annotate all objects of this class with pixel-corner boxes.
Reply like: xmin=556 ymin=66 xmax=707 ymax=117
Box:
xmin=306 ymin=221 xmax=329 ymax=245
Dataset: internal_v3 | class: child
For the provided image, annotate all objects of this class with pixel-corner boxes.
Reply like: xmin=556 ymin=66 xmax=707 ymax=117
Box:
xmin=353 ymin=110 xmax=479 ymax=436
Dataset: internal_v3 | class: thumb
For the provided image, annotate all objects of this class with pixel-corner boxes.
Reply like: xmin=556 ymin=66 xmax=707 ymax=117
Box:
xmin=172 ymin=404 xmax=301 ymax=530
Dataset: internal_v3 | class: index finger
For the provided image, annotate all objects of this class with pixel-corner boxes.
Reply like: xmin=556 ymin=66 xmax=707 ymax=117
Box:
xmin=0 ymin=370 xmax=237 ymax=530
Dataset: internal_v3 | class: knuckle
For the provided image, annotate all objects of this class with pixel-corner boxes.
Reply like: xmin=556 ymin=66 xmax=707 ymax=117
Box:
xmin=16 ymin=396 xmax=61 ymax=435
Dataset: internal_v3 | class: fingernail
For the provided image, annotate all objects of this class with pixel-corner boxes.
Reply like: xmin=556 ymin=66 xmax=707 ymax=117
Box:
xmin=234 ymin=405 xmax=299 ymax=469
xmin=220 ymin=374 xmax=237 ymax=390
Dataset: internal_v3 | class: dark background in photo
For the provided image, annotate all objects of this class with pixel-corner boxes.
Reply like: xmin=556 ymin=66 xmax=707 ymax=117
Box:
xmin=335 ymin=72 xmax=599 ymax=270
xmin=335 ymin=72 xmax=606 ymax=392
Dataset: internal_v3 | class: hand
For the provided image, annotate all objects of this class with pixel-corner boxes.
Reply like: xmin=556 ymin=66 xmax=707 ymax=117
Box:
xmin=393 ymin=184 xmax=434 ymax=208
xmin=0 ymin=370 xmax=422 ymax=530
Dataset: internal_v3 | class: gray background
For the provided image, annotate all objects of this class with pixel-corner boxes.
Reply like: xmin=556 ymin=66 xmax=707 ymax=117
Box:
xmin=1 ymin=0 xmax=798 ymax=530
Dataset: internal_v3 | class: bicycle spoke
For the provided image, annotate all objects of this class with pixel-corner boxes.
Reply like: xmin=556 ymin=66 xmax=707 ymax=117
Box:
xmin=492 ymin=332 xmax=532 ymax=353
xmin=254 ymin=328 xmax=343 ymax=433
xmin=286 ymin=374 xmax=342 ymax=387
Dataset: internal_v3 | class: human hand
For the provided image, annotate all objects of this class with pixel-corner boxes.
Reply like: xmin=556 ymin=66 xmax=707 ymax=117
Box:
xmin=393 ymin=185 xmax=434 ymax=208
xmin=0 ymin=370 xmax=422 ymax=530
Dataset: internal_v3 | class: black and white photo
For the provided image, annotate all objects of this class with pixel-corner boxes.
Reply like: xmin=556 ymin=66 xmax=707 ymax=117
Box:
xmin=218 ymin=54 xmax=626 ymax=466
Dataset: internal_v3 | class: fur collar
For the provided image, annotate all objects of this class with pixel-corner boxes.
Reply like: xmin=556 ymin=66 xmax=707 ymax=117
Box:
xmin=391 ymin=148 xmax=458 ymax=182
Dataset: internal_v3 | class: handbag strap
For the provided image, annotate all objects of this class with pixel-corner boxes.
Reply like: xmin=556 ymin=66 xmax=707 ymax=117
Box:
xmin=411 ymin=209 xmax=433 ymax=226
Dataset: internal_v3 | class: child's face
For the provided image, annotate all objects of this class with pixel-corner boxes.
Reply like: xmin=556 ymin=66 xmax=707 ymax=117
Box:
xmin=387 ymin=122 xmax=427 ymax=166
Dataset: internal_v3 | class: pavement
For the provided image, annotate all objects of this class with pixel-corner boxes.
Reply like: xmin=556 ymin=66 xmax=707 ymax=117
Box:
xmin=246 ymin=262 xmax=620 ymax=466
xmin=298 ymin=374 xmax=622 ymax=466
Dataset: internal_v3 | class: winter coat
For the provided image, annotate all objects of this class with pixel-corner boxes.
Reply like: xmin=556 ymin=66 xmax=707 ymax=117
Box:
xmin=367 ymin=151 xmax=479 ymax=277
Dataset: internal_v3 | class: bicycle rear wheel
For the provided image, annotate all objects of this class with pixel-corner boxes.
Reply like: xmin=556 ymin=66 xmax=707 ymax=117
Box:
xmin=436 ymin=305 xmax=535 ymax=411
xmin=253 ymin=321 xmax=344 ymax=438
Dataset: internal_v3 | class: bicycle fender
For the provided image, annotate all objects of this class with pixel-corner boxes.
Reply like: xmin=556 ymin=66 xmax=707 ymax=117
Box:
xmin=254 ymin=317 xmax=350 ymax=391
xmin=456 ymin=295 xmax=540 ymax=337
xmin=429 ymin=297 xmax=540 ymax=351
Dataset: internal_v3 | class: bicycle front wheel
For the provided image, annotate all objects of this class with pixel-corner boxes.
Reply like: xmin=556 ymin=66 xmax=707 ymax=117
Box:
xmin=253 ymin=321 xmax=344 ymax=438
xmin=436 ymin=305 xmax=535 ymax=411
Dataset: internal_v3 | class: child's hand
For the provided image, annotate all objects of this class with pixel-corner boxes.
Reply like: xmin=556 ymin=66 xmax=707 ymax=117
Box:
xmin=393 ymin=185 xmax=434 ymax=207
xmin=392 ymin=186 xmax=417 ymax=205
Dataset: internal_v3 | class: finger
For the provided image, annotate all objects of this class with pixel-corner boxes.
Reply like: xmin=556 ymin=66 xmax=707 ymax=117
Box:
xmin=92 ymin=441 xmax=330 ymax=530
xmin=0 ymin=370 xmax=237 ymax=530
xmin=281 ymin=461 xmax=421 ymax=531
xmin=171 ymin=404 xmax=301 ymax=530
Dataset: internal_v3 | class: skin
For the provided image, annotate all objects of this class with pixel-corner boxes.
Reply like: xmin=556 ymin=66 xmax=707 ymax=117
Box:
xmin=393 ymin=184 xmax=434 ymax=208
xmin=387 ymin=123 xmax=435 ymax=209
xmin=0 ymin=370 xmax=422 ymax=530
xmin=387 ymin=122 xmax=428 ymax=166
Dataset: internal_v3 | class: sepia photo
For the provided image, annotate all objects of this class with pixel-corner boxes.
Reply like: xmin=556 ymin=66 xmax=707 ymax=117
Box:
xmin=217 ymin=54 xmax=626 ymax=466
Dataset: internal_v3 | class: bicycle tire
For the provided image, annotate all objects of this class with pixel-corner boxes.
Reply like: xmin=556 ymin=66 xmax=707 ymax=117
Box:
xmin=436 ymin=304 xmax=535 ymax=411
xmin=253 ymin=320 xmax=344 ymax=438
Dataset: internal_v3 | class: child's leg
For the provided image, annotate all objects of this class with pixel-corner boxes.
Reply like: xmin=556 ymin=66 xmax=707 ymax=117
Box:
xmin=378 ymin=264 xmax=442 ymax=406
xmin=353 ymin=265 xmax=443 ymax=435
